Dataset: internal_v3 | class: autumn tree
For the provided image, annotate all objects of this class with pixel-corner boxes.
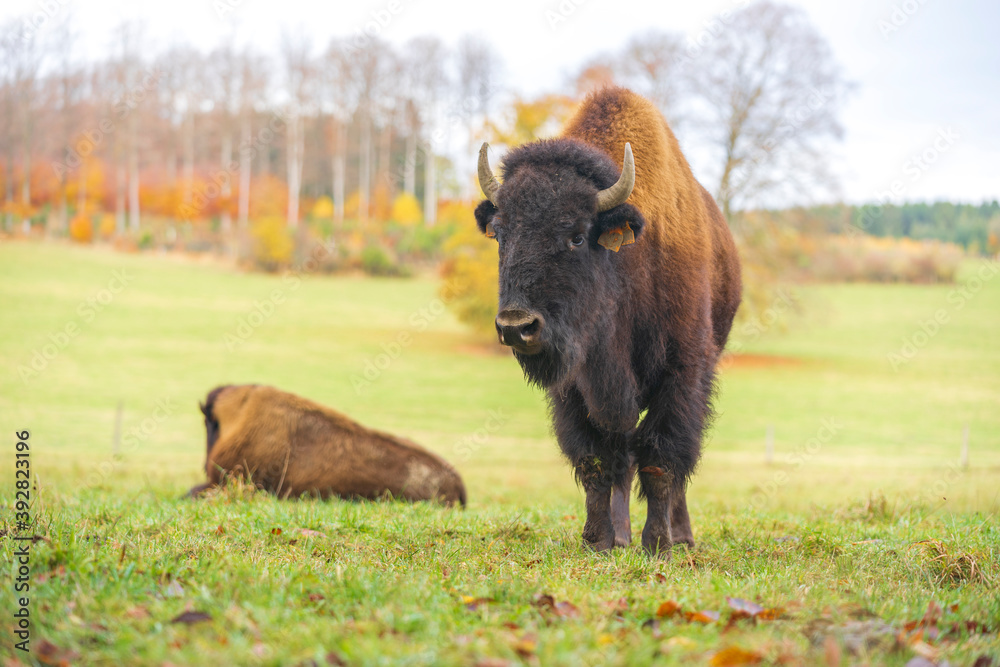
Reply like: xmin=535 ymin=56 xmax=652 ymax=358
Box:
xmin=686 ymin=1 xmax=850 ymax=220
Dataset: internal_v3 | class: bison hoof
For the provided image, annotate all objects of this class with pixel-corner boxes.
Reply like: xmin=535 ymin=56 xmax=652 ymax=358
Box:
xmin=641 ymin=531 xmax=673 ymax=559
xmin=582 ymin=535 xmax=615 ymax=553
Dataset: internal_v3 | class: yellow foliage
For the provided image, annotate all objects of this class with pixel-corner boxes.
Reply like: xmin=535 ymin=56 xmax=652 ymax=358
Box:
xmin=250 ymin=216 xmax=294 ymax=269
xmin=437 ymin=201 xmax=476 ymax=229
xmin=390 ymin=193 xmax=422 ymax=226
xmin=248 ymin=175 xmax=289 ymax=219
xmin=371 ymin=183 xmax=393 ymax=222
xmin=486 ymin=93 xmax=577 ymax=147
xmin=344 ymin=191 xmax=362 ymax=221
xmin=440 ymin=211 xmax=499 ymax=336
xmin=98 ymin=214 xmax=116 ymax=238
xmin=310 ymin=195 xmax=334 ymax=220
xmin=69 ymin=215 xmax=93 ymax=243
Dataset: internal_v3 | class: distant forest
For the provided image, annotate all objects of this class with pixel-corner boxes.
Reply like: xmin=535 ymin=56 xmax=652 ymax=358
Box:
xmin=776 ymin=201 xmax=1000 ymax=255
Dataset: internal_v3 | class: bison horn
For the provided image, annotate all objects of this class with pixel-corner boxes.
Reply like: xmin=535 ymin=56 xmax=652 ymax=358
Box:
xmin=596 ymin=143 xmax=635 ymax=212
xmin=478 ymin=142 xmax=500 ymax=205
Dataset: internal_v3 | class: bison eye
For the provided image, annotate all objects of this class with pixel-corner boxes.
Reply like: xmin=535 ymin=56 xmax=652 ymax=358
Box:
xmin=570 ymin=234 xmax=586 ymax=248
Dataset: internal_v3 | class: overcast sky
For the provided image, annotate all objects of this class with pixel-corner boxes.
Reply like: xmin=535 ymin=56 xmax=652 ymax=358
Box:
xmin=6 ymin=0 xmax=999 ymax=206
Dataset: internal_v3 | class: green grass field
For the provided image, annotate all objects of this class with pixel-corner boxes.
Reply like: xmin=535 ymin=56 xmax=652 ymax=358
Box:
xmin=1 ymin=242 xmax=998 ymax=666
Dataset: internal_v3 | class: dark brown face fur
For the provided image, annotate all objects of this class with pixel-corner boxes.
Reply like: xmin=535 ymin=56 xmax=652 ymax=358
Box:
xmin=475 ymin=139 xmax=646 ymax=390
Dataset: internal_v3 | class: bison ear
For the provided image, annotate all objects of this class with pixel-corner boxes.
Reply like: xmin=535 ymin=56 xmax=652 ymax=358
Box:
xmin=594 ymin=203 xmax=646 ymax=252
xmin=474 ymin=199 xmax=498 ymax=235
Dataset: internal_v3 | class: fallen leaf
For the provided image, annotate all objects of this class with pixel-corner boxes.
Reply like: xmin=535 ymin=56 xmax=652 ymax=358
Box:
xmin=34 ymin=639 xmax=79 ymax=666
xmin=604 ymin=597 xmax=628 ymax=616
xmin=295 ymin=528 xmax=326 ymax=538
xmin=726 ymin=597 xmax=765 ymax=617
xmin=214 ymin=525 xmax=225 ymax=535
xmin=642 ymin=618 xmax=664 ymax=639
xmin=307 ymin=593 xmax=325 ymax=602
xmin=474 ymin=659 xmax=511 ymax=667
xmin=757 ymin=607 xmax=785 ymax=621
xmin=652 ymin=573 xmax=668 ymax=584
xmin=512 ymin=635 xmax=537 ymax=657
xmin=657 ymin=600 xmax=682 ymax=618
xmin=709 ymin=646 xmax=764 ymax=666
xmin=170 ymin=611 xmax=212 ymax=625
xmin=554 ymin=601 xmax=581 ymax=618
xmin=271 ymin=527 xmax=282 ymax=535
xmin=972 ymin=656 xmax=995 ymax=667
xmin=462 ymin=596 xmax=496 ymax=611
xmin=661 ymin=636 xmax=698 ymax=651
xmin=904 ymin=659 xmax=938 ymax=667
xmin=532 ymin=593 xmax=580 ymax=618
xmin=163 ymin=581 xmax=185 ymax=598
xmin=126 ymin=606 xmax=150 ymax=619
xmin=685 ymin=610 xmax=721 ymax=624
xmin=326 ymin=652 xmax=347 ymax=666
xmin=824 ymin=635 xmax=842 ymax=667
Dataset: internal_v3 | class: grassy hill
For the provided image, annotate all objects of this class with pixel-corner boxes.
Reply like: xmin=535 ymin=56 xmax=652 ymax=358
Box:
xmin=1 ymin=242 xmax=997 ymax=665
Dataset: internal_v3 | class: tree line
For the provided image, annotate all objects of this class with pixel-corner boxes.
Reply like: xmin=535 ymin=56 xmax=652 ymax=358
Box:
xmin=1 ymin=2 xmax=854 ymax=238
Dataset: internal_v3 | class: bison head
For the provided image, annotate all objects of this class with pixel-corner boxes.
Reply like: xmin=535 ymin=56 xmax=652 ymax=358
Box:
xmin=475 ymin=139 xmax=646 ymax=389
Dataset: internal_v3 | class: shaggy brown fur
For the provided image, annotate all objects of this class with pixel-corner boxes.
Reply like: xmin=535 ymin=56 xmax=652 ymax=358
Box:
xmin=186 ymin=385 xmax=466 ymax=506
xmin=475 ymin=87 xmax=741 ymax=556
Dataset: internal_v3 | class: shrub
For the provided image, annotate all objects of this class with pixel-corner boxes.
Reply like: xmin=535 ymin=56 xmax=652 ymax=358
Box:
xmin=250 ymin=216 xmax=294 ymax=270
xmin=360 ymin=243 xmax=408 ymax=277
xmin=69 ymin=214 xmax=93 ymax=243
xmin=390 ymin=193 xmax=422 ymax=227
xmin=439 ymin=210 xmax=499 ymax=337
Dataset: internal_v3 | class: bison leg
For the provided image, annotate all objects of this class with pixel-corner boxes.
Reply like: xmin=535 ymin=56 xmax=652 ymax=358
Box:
xmin=577 ymin=458 xmax=615 ymax=552
xmin=668 ymin=485 xmax=695 ymax=549
xmin=551 ymin=388 xmax=631 ymax=553
xmin=611 ymin=461 xmax=636 ymax=547
xmin=635 ymin=362 xmax=714 ymax=557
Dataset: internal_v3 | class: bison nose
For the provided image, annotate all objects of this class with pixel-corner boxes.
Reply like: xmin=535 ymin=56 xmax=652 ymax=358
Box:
xmin=496 ymin=309 xmax=545 ymax=349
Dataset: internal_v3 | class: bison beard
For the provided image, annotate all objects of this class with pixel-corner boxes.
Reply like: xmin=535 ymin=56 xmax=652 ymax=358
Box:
xmin=475 ymin=87 xmax=742 ymax=557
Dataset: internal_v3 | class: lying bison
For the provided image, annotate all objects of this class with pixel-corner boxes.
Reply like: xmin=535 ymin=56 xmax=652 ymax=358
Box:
xmin=475 ymin=87 xmax=741 ymax=556
xmin=186 ymin=384 xmax=466 ymax=506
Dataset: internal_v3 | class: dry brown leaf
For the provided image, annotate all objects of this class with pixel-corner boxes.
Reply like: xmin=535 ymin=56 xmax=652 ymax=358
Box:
xmin=824 ymin=635 xmax=842 ymax=667
xmin=512 ymin=634 xmax=538 ymax=657
xmin=270 ymin=527 xmax=282 ymax=535
xmin=126 ymin=606 xmax=150 ymax=619
xmin=295 ymin=528 xmax=327 ymax=538
xmin=656 ymin=600 xmax=682 ymax=618
xmin=685 ymin=609 xmax=721 ymax=624
xmin=709 ymin=646 xmax=764 ymax=666
xmin=643 ymin=618 xmax=664 ymax=639
xmin=170 ymin=611 xmax=212 ymax=625
xmin=34 ymin=639 xmax=79 ymax=666
xmin=463 ymin=596 xmax=496 ymax=611
xmin=726 ymin=597 xmax=765 ymax=616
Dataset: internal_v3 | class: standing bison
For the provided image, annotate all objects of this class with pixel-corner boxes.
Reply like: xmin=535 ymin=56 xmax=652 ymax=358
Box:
xmin=475 ymin=87 xmax=741 ymax=556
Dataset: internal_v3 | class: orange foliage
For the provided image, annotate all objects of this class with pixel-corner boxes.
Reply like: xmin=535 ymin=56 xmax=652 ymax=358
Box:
xmin=371 ymin=183 xmax=393 ymax=223
xmin=69 ymin=214 xmax=94 ymax=243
